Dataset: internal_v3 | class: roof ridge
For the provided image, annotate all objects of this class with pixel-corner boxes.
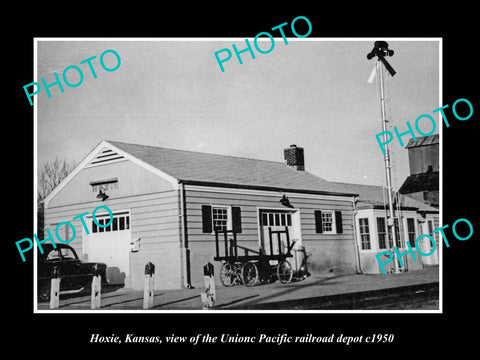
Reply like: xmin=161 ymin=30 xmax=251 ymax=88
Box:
xmin=332 ymin=181 xmax=385 ymax=188
xmin=106 ymin=139 xmax=289 ymax=165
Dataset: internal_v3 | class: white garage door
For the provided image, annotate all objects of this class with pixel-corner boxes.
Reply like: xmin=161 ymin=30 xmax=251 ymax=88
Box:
xmin=83 ymin=210 xmax=131 ymax=284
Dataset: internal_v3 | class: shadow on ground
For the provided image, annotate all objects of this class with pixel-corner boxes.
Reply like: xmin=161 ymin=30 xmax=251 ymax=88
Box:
xmin=37 ymin=283 xmax=125 ymax=303
xmin=223 ymin=274 xmax=350 ymax=308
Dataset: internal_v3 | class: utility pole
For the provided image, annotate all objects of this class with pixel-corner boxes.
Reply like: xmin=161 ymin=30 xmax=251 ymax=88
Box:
xmin=367 ymin=41 xmax=402 ymax=273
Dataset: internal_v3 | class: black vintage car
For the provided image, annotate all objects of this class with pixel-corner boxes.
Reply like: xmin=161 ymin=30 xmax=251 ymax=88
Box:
xmin=37 ymin=243 xmax=108 ymax=302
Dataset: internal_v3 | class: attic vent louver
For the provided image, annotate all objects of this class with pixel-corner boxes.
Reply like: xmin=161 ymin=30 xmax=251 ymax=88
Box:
xmin=88 ymin=148 xmax=125 ymax=167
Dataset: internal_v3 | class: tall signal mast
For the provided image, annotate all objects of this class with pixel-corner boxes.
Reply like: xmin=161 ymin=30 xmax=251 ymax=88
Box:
xmin=367 ymin=41 xmax=402 ymax=273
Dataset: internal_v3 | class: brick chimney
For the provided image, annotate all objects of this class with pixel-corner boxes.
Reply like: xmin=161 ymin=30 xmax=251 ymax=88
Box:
xmin=284 ymin=144 xmax=305 ymax=171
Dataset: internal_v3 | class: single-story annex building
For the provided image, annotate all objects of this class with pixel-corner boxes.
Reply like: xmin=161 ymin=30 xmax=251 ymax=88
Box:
xmin=331 ymin=182 xmax=440 ymax=274
xmin=43 ymin=141 xmax=363 ymax=290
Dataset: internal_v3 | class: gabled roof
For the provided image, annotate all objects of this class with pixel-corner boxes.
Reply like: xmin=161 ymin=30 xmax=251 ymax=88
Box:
xmin=332 ymin=181 xmax=438 ymax=213
xmin=43 ymin=140 xmax=180 ymax=207
xmin=106 ymin=140 xmax=358 ymax=197
xmin=405 ymin=134 xmax=439 ymax=149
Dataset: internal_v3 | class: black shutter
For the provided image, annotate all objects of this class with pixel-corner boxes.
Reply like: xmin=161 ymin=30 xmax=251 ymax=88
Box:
xmin=201 ymin=205 xmax=212 ymax=233
xmin=232 ymin=206 xmax=242 ymax=233
xmin=335 ymin=211 xmax=343 ymax=234
xmin=314 ymin=210 xmax=323 ymax=233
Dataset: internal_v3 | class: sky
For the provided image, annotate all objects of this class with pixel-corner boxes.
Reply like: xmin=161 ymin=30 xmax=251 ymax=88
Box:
xmin=36 ymin=39 xmax=440 ymax=189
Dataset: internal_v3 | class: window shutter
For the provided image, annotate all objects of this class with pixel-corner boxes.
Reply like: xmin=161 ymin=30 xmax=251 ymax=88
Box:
xmin=335 ymin=211 xmax=343 ymax=234
xmin=201 ymin=205 xmax=212 ymax=233
xmin=314 ymin=210 xmax=323 ymax=233
xmin=232 ymin=206 xmax=242 ymax=233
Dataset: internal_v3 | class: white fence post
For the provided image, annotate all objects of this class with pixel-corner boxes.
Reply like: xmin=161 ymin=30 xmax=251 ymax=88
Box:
xmin=143 ymin=262 xmax=155 ymax=310
xmin=200 ymin=262 xmax=216 ymax=309
xmin=91 ymin=264 xmax=102 ymax=309
xmin=49 ymin=266 xmax=60 ymax=309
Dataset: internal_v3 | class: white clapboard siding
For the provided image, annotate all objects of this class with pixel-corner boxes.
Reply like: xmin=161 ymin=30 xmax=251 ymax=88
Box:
xmin=184 ymin=188 xmax=354 ymax=244
xmin=43 ymin=189 xmax=181 ymax=256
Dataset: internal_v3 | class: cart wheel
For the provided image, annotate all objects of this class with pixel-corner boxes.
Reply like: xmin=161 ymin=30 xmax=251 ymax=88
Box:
xmin=220 ymin=263 xmax=239 ymax=287
xmin=241 ymin=262 xmax=259 ymax=287
xmin=277 ymin=260 xmax=293 ymax=284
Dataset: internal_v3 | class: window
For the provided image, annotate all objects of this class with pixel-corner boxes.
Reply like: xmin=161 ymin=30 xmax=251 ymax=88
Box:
xmin=378 ymin=217 xmax=397 ymax=249
xmin=91 ymin=213 xmax=130 ymax=233
xmin=315 ymin=210 xmax=342 ymax=234
xmin=105 ymin=218 xmax=111 ymax=232
xmin=359 ymin=218 xmax=371 ymax=250
xmin=262 ymin=213 xmax=268 ymax=226
xmin=427 ymin=220 xmax=433 ymax=234
xmin=286 ymin=214 xmax=292 ymax=226
xmin=321 ymin=211 xmax=335 ymax=233
xmin=389 ymin=218 xmax=404 ymax=248
xmin=202 ymin=205 xmax=242 ymax=234
xmin=260 ymin=211 xmax=293 ymax=227
xmin=377 ymin=217 xmax=388 ymax=249
xmin=213 ymin=207 xmax=229 ymax=232
xmin=60 ymin=247 xmax=77 ymax=260
xmin=407 ymin=218 xmax=416 ymax=247
xmin=46 ymin=249 xmax=61 ymax=261
xmin=427 ymin=219 xmax=437 ymax=250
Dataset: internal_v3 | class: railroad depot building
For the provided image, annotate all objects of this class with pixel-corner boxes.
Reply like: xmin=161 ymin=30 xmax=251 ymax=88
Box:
xmin=43 ymin=141 xmax=363 ymax=290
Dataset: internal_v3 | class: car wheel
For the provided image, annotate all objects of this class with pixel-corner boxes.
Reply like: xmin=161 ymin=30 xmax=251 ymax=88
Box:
xmin=38 ymin=281 xmax=50 ymax=302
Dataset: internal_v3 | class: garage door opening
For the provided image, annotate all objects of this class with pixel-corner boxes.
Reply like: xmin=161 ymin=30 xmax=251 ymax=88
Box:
xmin=82 ymin=210 xmax=131 ymax=285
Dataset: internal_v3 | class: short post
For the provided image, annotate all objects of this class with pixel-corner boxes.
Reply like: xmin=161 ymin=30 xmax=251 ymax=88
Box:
xmin=49 ymin=266 xmax=60 ymax=309
xmin=200 ymin=262 xmax=216 ymax=309
xmin=143 ymin=262 xmax=155 ymax=310
xmin=91 ymin=264 xmax=102 ymax=309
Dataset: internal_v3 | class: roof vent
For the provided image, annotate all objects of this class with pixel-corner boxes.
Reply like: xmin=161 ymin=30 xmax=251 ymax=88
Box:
xmin=87 ymin=148 xmax=125 ymax=167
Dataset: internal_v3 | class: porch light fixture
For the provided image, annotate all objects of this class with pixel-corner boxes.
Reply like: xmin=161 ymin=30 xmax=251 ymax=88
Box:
xmin=96 ymin=190 xmax=109 ymax=201
xmin=280 ymin=194 xmax=293 ymax=208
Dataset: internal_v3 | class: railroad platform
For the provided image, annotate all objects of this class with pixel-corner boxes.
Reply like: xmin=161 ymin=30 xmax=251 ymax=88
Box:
xmin=37 ymin=265 xmax=439 ymax=311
